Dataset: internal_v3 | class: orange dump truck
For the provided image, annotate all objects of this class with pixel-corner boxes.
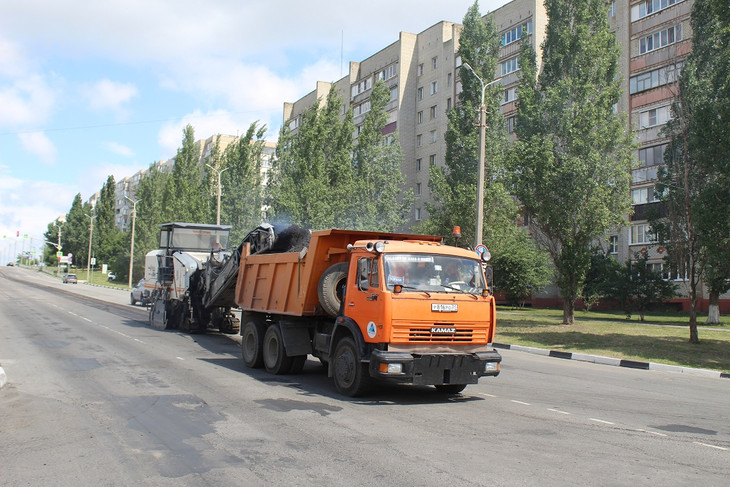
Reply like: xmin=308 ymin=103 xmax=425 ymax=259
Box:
xmin=235 ymin=228 xmax=501 ymax=396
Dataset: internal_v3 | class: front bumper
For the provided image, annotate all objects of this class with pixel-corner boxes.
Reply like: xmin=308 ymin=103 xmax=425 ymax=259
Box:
xmin=369 ymin=348 xmax=501 ymax=385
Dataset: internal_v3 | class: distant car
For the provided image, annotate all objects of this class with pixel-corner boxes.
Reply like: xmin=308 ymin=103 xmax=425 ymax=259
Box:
xmin=6 ymin=262 xmax=13 ymax=266
xmin=63 ymin=274 xmax=78 ymax=284
xmin=107 ymin=272 xmax=116 ymax=282
xmin=130 ymin=279 xmax=151 ymax=306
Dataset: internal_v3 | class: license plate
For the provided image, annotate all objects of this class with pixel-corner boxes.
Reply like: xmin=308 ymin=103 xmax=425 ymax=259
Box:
xmin=432 ymin=303 xmax=458 ymax=312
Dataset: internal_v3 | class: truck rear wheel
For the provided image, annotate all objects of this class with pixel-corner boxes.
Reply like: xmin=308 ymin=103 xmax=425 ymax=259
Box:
xmin=332 ymin=337 xmax=372 ymax=397
xmin=263 ymin=324 xmax=294 ymax=374
xmin=318 ymin=262 xmax=348 ymax=317
xmin=241 ymin=319 xmax=266 ymax=368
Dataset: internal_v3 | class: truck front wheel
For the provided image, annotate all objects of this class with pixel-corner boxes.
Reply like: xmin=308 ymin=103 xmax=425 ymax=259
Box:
xmin=332 ymin=337 xmax=372 ymax=397
xmin=263 ymin=324 xmax=294 ymax=374
xmin=241 ymin=319 xmax=266 ymax=368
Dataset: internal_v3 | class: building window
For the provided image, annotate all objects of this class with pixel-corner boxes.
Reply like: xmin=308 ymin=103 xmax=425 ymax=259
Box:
xmin=430 ymin=130 xmax=437 ymax=143
xmin=418 ymin=63 xmax=424 ymax=76
xmin=502 ymin=87 xmax=518 ymax=104
xmin=432 ymin=56 xmax=438 ymax=70
xmin=501 ymin=20 xmax=533 ymax=46
xmin=354 ymin=101 xmax=371 ymax=116
xmin=608 ymin=235 xmax=618 ymax=254
xmin=455 ymin=55 xmax=462 ymax=68
xmin=430 ymin=105 xmax=437 ymax=119
xmin=632 ymin=186 xmax=657 ymax=205
xmin=351 ymin=77 xmax=372 ymax=98
xmin=415 ymin=208 xmax=422 ymax=221
xmin=447 ymin=97 xmax=452 ymax=110
xmin=416 ymin=134 xmax=422 ymax=146
xmin=632 ymin=0 xmax=686 ymax=22
xmin=416 ymin=183 xmax=422 ymax=196
xmin=377 ymin=64 xmax=397 ymax=81
xmin=417 ymin=111 xmax=423 ymax=124
xmin=630 ymin=223 xmax=654 ymax=245
xmin=429 ymin=154 xmax=436 ymax=166
xmin=416 ymin=158 xmax=422 ymax=171
xmin=417 ymin=87 xmax=423 ymax=101
xmin=430 ymin=80 xmax=438 ymax=95
xmin=639 ymin=105 xmax=671 ymax=129
xmin=638 ymin=144 xmax=667 ymax=167
xmin=506 ymin=115 xmax=517 ymax=133
xmin=639 ymin=24 xmax=683 ymax=54
xmin=447 ymin=72 xmax=452 ymax=87
xmin=390 ymin=87 xmax=398 ymax=101
xmin=501 ymin=57 xmax=520 ymax=76
xmin=609 ymin=1 xmax=616 ymax=17
xmin=630 ymin=62 xmax=683 ymax=94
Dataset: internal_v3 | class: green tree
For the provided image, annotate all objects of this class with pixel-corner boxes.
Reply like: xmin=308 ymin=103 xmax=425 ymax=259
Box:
xmin=508 ymin=0 xmax=634 ymax=324
xmin=349 ymin=80 xmax=413 ymax=231
xmin=423 ymin=0 xmax=511 ymax=247
xmin=491 ymin=229 xmax=552 ymax=307
xmin=219 ymin=122 xmax=267 ymax=244
xmin=619 ymin=253 xmax=677 ymax=321
xmin=268 ymin=87 xmax=355 ymax=229
xmin=62 ymin=194 xmax=90 ymax=269
xmin=95 ymin=175 xmax=125 ymax=275
xmin=131 ymin=162 xmax=170 ymax=279
xmin=652 ymin=0 xmax=730 ymax=340
xmin=582 ymin=246 xmax=623 ymax=311
xmin=164 ymin=124 xmax=207 ymax=223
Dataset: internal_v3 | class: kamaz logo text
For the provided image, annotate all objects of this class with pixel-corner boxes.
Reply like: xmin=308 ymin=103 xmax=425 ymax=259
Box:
xmin=430 ymin=327 xmax=456 ymax=334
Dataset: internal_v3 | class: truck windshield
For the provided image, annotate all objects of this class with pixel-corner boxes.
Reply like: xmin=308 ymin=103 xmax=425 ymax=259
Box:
xmin=383 ymin=253 xmax=486 ymax=293
xmin=170 ymin=228 xmax=230 ymax=251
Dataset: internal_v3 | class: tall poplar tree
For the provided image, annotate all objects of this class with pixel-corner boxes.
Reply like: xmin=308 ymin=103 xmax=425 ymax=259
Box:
xmin=164 ymin=124 xmax=207 ymax=223
xmin=509 ymin=0 xmax=634 ymax=325
xmin=350 ymin=80 xmax=413 ymax=232
xmin=95 ymin=175 xmax=125 ymax=273
xmin=132 ymin=162 xmax=169 ymax=277
xmin=219 ymin=122 xmax=267 ymax=244
xmin=268 ymin=87 xmax=355 ymax=229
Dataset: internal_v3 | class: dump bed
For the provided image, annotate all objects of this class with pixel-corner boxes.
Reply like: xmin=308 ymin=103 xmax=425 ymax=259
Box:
xmin=234 ymin=229 xmax=441 ymax=316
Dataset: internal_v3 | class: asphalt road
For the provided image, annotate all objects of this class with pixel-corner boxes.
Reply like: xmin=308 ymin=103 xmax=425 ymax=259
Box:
xmin=1 ymin=266 xmax=728 ymax=486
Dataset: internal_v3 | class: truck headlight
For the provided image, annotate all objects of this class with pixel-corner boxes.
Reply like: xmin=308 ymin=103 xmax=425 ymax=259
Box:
xmin=485 ymin=362 xmax=500 ymax=373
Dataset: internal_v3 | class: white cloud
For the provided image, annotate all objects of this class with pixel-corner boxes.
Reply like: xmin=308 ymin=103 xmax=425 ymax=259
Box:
xmin=85 ymin=79 xmax=138 ymax=118
xmin=0 ymin=74 xmax=55 ymax=128
xmin=105 ymin=141 xmax=135 ymax=157
xmin=18 ymin=131 xmax=57 ymax=165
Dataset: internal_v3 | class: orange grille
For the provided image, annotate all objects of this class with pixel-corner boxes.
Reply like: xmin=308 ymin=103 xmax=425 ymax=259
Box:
xmin=392 ymin=325 xmax=488 ymax=343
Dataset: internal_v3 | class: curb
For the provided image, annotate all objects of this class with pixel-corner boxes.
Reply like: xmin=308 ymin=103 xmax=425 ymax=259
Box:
xmin=493 ymin=343 xmax=730 ymax=380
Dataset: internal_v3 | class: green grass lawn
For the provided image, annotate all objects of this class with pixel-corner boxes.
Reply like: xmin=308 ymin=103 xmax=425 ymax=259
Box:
xmin=496 ymin=307 xmax=730 ymax=372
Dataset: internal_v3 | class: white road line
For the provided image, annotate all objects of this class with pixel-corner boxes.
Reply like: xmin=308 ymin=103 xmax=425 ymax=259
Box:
xmin=82 ymin=317 xmax=93 ymax=322
xmin=478 ymin=393 xmax=496 ymax=398
xmin=590 ymin=418 xmax=615 ymax=425
xmin=548 ymin=408 xmax=570 ymax=415
xmin=511 ymin=400 xmax=531 ymax=406
xmin=694 ymin=442 xmax=728 ymax=451
xmin=636 ymin=429 xmax=667 ymax=437
xmin=68 ymin=311 xmax=78 ymax=316
xmin=176 ymin=357 xmax=184 ymax=361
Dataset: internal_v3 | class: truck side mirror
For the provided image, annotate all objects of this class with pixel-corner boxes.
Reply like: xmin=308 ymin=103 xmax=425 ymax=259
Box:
xmin=358 ymin=258 xmax=370 ymax=291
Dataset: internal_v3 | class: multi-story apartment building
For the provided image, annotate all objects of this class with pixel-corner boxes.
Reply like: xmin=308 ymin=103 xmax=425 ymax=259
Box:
xmin=283 ymin=0 xmax=727 ymax=311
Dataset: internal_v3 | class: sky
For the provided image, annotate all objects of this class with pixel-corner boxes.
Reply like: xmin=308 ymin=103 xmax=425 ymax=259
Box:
xmin=0 ymin=0 xmax=509 ymax=261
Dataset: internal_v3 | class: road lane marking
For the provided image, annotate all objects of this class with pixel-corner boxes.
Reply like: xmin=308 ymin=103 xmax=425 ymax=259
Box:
xmin=548 ymin=408 xmax=570 ymax=415
xmin=478 ymin=393 xmax=496 ymax=398
xmin=511 ymin=400 xmax=531 ymax=406
xmin=68 ymin=311 xmax=78 ymax=316
xmin=82 ymin=317 xmax=93 ymax=322
xmin=590 ymin=418 xmax=615 ymax=425
xmin=694 ymin=442 xmax=728 ymax=451
xmin=636 ymin=429 xmax=667 ymax=437
xmin=176 ymin=357 xmax=184 ymax=361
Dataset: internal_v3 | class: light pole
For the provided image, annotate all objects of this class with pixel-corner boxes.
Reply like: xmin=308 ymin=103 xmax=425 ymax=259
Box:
xmin=85 ymin=212 xmax=95 ymax=282
xmin=125 ymin=195 xmax=138 ymax=288
xmin=206 ymin=163 xmax=230 ymax=225
xmin=462 ymin=62 xmax=500 ymax=247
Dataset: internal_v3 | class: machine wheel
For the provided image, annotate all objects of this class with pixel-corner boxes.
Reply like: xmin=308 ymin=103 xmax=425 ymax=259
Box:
xmin=434 ymin=384 xmax=467 ymax=394
xmin=318 ymin=262 xmax=348 ymax=317
xmin=149 ymin=296 xmax=169 ymax=330
xmin=332 ymin=336 xmax=372 ymax=397
xmin=130 ymin=294 xmax=136 ymax=305
xmin=288 ymin=355 xmax=307 ymax=374
xmin=217 ymin=311 xmax=240 ymax=335
xmin=241 ymin=319 xmax=266 ymax=368
xmin=263 ymin=324 xmax=293 ymax=374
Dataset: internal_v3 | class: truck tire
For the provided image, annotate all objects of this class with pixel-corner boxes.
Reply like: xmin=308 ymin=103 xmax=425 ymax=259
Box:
xmin=434 ymin=384 xmax=467 ymax=394
xmin=263 ymin=324 xmax=294 ymax=374
xmin=332 ymin=336 xmax=372 ymax=397
xmin=241 ymin=319 xmax=266 ymax=368
xmin=318 ymin=262 xmax=348 ymax=317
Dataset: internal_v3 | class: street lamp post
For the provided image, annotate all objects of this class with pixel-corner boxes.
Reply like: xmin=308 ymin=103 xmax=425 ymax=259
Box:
xmin=462 ymin=62 xmax=500 ymax=247
xmin=125 ymin=196 xmax=138 ymax=289
xmin=206 ymin=164 xmax=230 ymax=225
xmin=85 ymin=212 xmax=95 ymax=282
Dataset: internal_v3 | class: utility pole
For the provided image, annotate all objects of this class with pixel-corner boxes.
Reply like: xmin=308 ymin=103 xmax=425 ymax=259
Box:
xmin=125 ymin=195 xmax=139 ymax=288
xmin=206 ymin=163 xmax=230 ymax=225
xmin=462 ymin=63 xmax=500 ymax=248
xmin=56 ymin=215 xmax=65 ymax=276
xmin=86 ymin=212 xmax=95 ymax=282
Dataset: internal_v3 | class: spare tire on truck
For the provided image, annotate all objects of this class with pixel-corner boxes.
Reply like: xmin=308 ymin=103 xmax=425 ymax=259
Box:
xmin=318 ymin=262 xmax=348 ymax=317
